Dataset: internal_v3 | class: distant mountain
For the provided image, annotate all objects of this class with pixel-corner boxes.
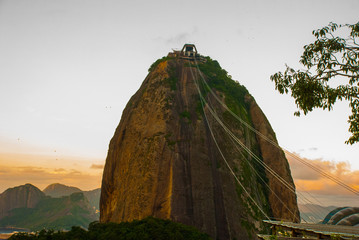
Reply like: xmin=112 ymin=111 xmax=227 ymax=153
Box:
xmin=83 ymin=188 xmax=100 ymax=213
xmin=0 ymin=192 xmax=97 ymax=231
xmin=0 ymin=184 xmax=45 ymax=219
xmin=0 ymin=184 xmax=100 ymax=231
xmin=298 ymin=203 xmax=337 ymax=223
xmin=43 ymin=183 xmax=100 ymax=212
xmin=43 ymin=183 xmax=82 ymax=198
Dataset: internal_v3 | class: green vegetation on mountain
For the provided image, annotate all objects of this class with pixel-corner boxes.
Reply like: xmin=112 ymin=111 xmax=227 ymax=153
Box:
xmin=9 ymin=216 xmax=211 ymax=240
xmin=197 ymin=56 xmax=270 ymax=208
xmin=83 ymin=188 xmax=101 ymax=213
xmin=197 ymin=57 xmax=250 ymax=115
xmin=43 ymin=183 xmax=100 ymax=213
xmin=148 ymin=56 xmax=172 ymax=72
xmin=165 ymin=64 xmax=178 ymax=91
xmin=0 ymin=192 xmax=97 ymax=231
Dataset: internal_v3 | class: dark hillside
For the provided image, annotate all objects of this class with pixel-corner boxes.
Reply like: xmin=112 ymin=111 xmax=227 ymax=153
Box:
xmin=0 ymin=184 xmax=45 ymax=220
xmin=0 ymin=192 xmax=97 ymax=231
xmin=43 ymin=183 xmax=82 ymax=198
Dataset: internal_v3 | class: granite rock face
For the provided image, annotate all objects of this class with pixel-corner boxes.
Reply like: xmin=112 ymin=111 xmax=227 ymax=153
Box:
xmin=245 ymin=95 xmax=300 ymax=223
xmin=0 ymin=184 xmax=45 ymax=219
xmin=100 ymin=57 xmax=299 ymax=239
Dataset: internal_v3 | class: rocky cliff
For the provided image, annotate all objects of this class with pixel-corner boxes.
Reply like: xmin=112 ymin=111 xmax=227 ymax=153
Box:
xmin=0 ymin=184 xmax=45 ymax=219
xmin=100 ymin=55 xmax=300 ymax=239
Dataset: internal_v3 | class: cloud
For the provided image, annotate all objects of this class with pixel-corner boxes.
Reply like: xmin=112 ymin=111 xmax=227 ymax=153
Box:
xmin=286 ymin=152 xmax=359 ymax=196
xmin=308 ymin=147 xmax=318 ymax=151
xmin=164 ymin=27 xmax=199 ymax=45
xmin=69 ymin=169 xmax=82 ymax=175
xmin=0 ymin=152 xmax=104 ymax=193
xmin=165 ymin=33 xmax=190 ymax=44
xmin=90 ymin=164 xmax=104 ymax=169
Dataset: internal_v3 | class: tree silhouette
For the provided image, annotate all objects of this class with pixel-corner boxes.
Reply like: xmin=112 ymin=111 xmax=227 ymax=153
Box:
xmin=271 ymin=22 xmax=359 ymax=144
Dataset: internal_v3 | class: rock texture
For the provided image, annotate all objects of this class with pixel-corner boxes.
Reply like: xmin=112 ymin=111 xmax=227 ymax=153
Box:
xmin=245 ymin=95 xmax=300 ymax=222
xmin=100 ymin=57 xmax=299 ymax=239
xmin=0 ymin=184 xmax=45 ymax=219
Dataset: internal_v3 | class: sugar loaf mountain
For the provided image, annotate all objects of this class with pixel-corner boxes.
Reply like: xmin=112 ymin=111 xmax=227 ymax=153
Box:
xmin=100 ymin=44 xmax=300 ymax=239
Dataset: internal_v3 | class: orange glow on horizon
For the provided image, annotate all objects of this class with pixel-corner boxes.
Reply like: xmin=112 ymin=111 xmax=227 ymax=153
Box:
xmin=286 ymin=152 xmax=359 ymax=196
xmin=0 ymin=152 xmax=104 ymax=193
xmin=2 ymin=149 xmax=359 ymax=199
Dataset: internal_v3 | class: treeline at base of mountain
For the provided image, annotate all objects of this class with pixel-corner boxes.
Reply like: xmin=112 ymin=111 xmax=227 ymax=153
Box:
xmin=9 ymin=217 xmax=211 ymax=240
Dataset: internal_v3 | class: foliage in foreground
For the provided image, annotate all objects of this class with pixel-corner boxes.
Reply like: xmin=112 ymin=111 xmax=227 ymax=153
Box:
xmin=9 ymin=216 xmax=211 ymax=240
xmin=270 ymin=21 xmax=359 ymax=144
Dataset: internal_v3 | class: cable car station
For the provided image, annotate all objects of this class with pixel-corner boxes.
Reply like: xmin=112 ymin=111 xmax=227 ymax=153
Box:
xmin=168 ymin=44 xmax=206 ymax=62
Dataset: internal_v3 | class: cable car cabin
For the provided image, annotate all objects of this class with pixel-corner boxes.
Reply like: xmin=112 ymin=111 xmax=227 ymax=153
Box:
xmin=181 ymin=44 xmax=197 ymax=59
xmin=167 ymin=44 xmax=206 ymax=62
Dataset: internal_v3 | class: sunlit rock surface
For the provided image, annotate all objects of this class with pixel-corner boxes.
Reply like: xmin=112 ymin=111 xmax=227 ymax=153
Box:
xmin=100 ymin=57 xmax=299 ymax=239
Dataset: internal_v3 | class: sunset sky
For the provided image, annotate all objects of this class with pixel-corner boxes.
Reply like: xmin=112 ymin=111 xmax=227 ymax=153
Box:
xmin=0 ymin=0 xmax=358 ymax=206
